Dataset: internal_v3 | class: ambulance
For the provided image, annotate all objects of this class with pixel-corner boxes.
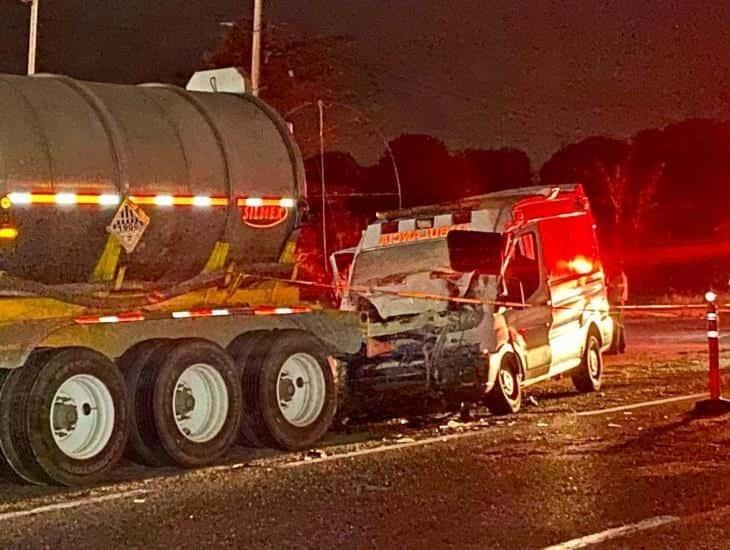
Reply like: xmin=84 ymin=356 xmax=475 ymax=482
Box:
xmin=332 ymin=184 xmax=613 ymax=415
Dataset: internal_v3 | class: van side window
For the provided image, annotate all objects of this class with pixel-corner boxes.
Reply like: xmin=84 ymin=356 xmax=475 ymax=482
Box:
xmin=517 ymin=233 xmax=537 ymax=261
xmin=506 ymin=232 xmax=540 ymax=301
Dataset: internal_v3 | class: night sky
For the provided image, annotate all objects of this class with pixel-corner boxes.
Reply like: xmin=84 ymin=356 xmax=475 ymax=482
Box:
xmin=2 ymin=0 xmax=730 ymax=164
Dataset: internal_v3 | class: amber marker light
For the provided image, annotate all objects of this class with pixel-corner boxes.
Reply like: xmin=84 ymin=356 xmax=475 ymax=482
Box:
xmin=0 ymin=225 xmax=19 ymax=240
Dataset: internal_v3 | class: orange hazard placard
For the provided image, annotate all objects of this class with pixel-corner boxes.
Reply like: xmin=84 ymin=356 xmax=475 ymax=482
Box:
xmin=377 ymin=223 xmax=470 ymax=246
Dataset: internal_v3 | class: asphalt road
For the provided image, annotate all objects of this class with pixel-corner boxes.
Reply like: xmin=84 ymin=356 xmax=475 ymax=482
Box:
xmin=0 ymin=315 xmax=729 ymax=549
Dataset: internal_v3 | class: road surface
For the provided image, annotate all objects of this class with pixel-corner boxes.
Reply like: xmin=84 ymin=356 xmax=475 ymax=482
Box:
xmin=0 ymin=315 xmax=728 ymax=549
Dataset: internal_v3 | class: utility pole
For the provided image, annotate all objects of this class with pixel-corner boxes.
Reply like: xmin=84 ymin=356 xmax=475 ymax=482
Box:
xmin=250 ymin=0 xmax=263 ymax=96
xmin=23 ymin=0 xmax=39 ymax=75
xmin=318 ymin=100 xmax=328 ymax=271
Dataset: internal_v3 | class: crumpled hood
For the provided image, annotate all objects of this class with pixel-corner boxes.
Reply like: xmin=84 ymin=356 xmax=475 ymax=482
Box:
xmin=361 ymin=271 xmax=475 ymax=319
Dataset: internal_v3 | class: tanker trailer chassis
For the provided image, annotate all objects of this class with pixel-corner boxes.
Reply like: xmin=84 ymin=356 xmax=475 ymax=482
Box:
xmin=0 ymin=290 xmax=363 ymax=487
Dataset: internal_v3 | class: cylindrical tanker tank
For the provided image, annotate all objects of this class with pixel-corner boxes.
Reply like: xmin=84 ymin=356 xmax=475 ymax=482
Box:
xmin=0 ymin=72 xmax=304 ymax=285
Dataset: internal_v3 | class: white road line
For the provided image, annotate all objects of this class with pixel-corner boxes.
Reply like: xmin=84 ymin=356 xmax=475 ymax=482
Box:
xmin=0 ymin=489 xmax=148 ymax=522
xmin=576 ymin=392 xmax=708 ymax=417
xmin=279 ymin=431 xmax=486 ymax=469
xmin=542 ymin=515 xmax=679 ymax=549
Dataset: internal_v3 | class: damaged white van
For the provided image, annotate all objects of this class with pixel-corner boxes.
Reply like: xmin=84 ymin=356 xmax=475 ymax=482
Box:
xmin=332 ymin=185 xmax=613 ymax=416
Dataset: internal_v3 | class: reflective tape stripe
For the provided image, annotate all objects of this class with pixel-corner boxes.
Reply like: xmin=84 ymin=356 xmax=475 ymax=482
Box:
xmin=99 ymin=194 xmax=122 ymax=206
xmin=75 ymin=312 xmax=145 ymax=324
xmin=7 ymin=192 xmax=32 ymax=204
xmin=76 ymin=304 xmax=310 ymax=324
xmin=171 ymin=308 xmax=231 ymax=319
xmin=707 ymin=313 xmax=718 ymax=321
xmin=130 ymin=195 xmax=230 ymax=207
xmin=254 ymin=306 xmax=311 ymax=316
xmin=54 ymin=193 xmax=77 ymax=205
xmin=7 ymin=192 xmax=121 ymax=206
xmin=237 ymin=197 xmax=296 ymax=208
xmin=3 ymin=192 xmax=295 ymax=209
xmin=708 ymin=330 xmax=720 ymax=339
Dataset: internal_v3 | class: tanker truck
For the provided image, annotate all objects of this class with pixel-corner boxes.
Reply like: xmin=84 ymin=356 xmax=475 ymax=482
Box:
xmin=0 ymin=71 xmax=612 ymax=488
xmin=0 ymin=70 xmax=362 ymax=486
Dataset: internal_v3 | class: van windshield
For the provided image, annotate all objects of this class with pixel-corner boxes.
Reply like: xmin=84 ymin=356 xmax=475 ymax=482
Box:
xmin=351 ymin=240 xmax=451 ymax=286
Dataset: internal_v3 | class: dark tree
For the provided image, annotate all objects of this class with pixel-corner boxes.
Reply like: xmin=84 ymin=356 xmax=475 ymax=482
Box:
xmin=540 ymin=137 xmax=631 ymax=254
xmin=204 ymin=20 xmax=375 ymax=118
xmin=460 ymin=148 xmax=532 ymax=195
xmin=373 ymin=134 xmax=456 ymax=207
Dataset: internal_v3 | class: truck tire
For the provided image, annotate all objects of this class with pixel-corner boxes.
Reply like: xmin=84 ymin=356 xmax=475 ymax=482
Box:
xmin=0 ymin=348 xmax=129 ymax=486
xmin=486 ymin=355 xmax=522 ymax=415
xmin=248 ymin=331 xmax=336 ymax=450
xmin=572 ymin=334 xmax=603 ymax=393
xmin=118 ymin=339 xmax=175 ymax=466
xmin=134 ymin=339 xmax=242 ymax=468
xmin=227 ymin=331 xmax=273 ymax=448
xmin=0 ymin=350 xmax=56 ymax=484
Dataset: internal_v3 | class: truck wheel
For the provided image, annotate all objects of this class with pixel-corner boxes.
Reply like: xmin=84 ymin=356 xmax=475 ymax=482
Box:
xmin=227 ymin=331 xmax=274 ymax=447
xmin=249 ymin=331 xmax=336 ymax=450
xmin=118 ymin=339 xmax=175 ymax=466
xmin=0 ymin=350 xmax=56 ymax=484
xmin=0 ymin=348 xmax=129 ymax=486
xmin=135 ymin=339 xmax=242 ymax=468
xmin=486 ymin=355 xmax=522 ymax=415
xmin=572 ymin=334 xmax=603 ymax=393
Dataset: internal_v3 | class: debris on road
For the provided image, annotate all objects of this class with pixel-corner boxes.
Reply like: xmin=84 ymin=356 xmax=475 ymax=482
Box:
xmin=438 ymin=418 xmax=491 ymax=432
xmin=303 ymin=449 xmax=328 ymax=461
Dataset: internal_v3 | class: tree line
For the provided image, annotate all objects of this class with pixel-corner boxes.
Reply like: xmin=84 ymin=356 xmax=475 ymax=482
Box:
xmin=300 ymin=121 xmax=730 ymax=296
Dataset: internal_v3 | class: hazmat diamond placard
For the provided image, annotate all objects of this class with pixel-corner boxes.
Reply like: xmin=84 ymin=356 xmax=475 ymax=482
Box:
xmin=107 ymin=198 xmax=150 ymax=254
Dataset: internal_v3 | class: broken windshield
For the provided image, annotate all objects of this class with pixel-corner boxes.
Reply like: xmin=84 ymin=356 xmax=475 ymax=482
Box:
xmin=351 ymin=240 xmax=452 ymax=287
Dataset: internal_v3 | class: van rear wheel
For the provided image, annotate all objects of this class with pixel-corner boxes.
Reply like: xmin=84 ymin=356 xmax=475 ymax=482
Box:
xmin=572 ymin=334 xmax=603 ymax=392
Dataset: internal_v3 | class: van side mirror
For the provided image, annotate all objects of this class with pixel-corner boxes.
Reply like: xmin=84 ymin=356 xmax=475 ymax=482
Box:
xmin=447 ymin=230 xmax=505 ymax=274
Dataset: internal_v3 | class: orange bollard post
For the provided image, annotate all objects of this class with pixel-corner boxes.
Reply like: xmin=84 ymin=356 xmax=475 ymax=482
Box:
xmin=693 ymin=291 xmax=730 ymax=416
